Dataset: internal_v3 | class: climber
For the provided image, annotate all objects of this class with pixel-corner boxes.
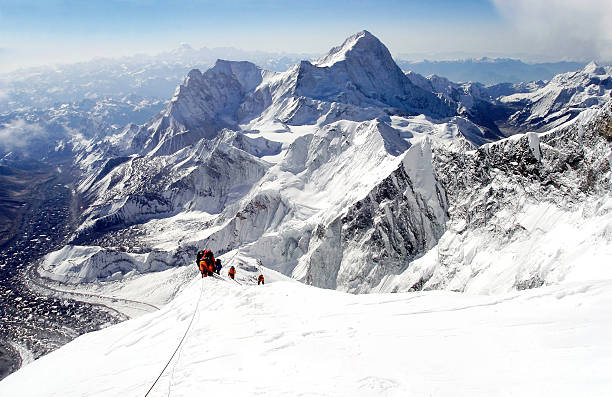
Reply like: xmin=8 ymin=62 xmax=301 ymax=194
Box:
xmin=215 ymin=258 xmax=222 ymax=274
xmin=198 ymin=249 xmax=215 ymax=278
xmin=196 ymin=249 xmax=206 ymax=271
xmin=228 ymin=265 xmax=236 ymax=280
xmin=198 ymin=258 xmax=207 ymax=278
xmin=258 ymin=274 xmax=265 ymax=285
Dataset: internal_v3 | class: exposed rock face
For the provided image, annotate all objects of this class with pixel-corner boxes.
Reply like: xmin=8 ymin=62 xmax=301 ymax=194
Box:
xmin=374 ymin=101 xmax=612 ymax=294
xmin=288 ymin=138 xmax=447 ymax=291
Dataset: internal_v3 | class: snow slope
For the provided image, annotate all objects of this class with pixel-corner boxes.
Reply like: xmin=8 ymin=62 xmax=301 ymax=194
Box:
xmin=1 ymin=274 xmax=610 ymax=396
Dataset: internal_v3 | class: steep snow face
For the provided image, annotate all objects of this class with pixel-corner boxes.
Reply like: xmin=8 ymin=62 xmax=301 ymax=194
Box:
xmin=2 ymin=275 xmax=612 ymax=396
xmin=375 ymin=101 xmax=612 ymax=294
xmin=501 ymin=62 xmax=612 ymax=131
xmin=292 ymin=138 xmax=448 ymax=291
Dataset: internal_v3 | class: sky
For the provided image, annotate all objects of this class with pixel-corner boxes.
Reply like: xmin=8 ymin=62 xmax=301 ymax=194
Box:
xmin=0 ymin=0 xmax=611 ymax=73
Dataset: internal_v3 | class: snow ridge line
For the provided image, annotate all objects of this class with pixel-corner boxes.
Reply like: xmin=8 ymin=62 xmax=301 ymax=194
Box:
xmin=144 ymin=278 xmax=205 ymax=397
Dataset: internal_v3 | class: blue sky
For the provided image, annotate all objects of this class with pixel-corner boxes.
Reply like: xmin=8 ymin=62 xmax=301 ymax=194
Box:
xmin=0 ymin=0 xmax=610 ymax=72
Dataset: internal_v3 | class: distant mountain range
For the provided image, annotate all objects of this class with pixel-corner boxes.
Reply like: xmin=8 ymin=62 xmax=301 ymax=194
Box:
xmin=397 ymin=58 xmax=590 ymax=85
xmin=1 ymin=44 xmax=604 ymax=117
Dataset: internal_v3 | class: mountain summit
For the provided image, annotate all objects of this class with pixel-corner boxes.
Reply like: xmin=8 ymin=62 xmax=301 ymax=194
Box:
xmin=314 ymin=30 xmax=389 ymax=68
xmin=305 ymin=30 xmax=454 ymax=117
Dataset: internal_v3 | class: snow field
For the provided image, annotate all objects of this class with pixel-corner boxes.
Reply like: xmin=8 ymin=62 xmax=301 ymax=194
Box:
xmin=2 ymin=273 xmax=611 ymax=396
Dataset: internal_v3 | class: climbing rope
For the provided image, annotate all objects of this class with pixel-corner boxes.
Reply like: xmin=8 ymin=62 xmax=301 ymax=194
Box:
xmin=144 ymin=250 xmax=248 ymax=395
xmin=166 ymin=286 xmax=204 ymax=397
xmin=144 ymin=278 xmax=205 ymax=397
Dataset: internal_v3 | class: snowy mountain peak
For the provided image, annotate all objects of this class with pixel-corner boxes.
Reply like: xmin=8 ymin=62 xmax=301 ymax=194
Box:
xmin=184 ymin=68 xmax=203 ymax=82
xmin=583 ymin=60 xmax=606 ymax=75
xmin=314 ymin=30 xmax=390 ymax=68
xmin=294 ymin=30 xmax=455 ymax=117
xmin=209 ymin=59 xmax=265 ymax=92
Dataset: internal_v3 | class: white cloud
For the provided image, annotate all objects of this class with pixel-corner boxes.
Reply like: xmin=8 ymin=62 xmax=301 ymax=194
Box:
xmin=0 ymin=119 xmax=48 ymax=150
xmin=492 ymin=0 xmax=612 ymax=61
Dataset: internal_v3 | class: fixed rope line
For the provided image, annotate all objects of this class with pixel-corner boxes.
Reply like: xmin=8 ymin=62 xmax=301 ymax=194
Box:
xmin=166 ymin=288 xmax=204 ymax=397
xmin=144 ymin=278 xmax=205 ymax=397
xmin=226 ymin=249 xmax=240 ymax=265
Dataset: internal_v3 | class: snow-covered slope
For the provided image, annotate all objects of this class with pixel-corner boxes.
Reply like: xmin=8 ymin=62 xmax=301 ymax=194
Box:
xmin=1 ymin=273 xmax=611 ymax=396
xmin=375 ymin=102 xmax=612 ymax=294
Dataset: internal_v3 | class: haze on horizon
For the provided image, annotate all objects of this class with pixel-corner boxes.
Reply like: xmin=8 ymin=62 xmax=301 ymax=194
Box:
xmin=0 ymin=0 xmax=611 ymax=73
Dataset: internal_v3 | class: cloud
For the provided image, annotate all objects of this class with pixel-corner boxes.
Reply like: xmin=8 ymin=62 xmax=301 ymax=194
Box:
xmin=492 ymin=0 xmax=612 ymax=61
xmin=0 ymin=119 xmax=48 ymax=150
